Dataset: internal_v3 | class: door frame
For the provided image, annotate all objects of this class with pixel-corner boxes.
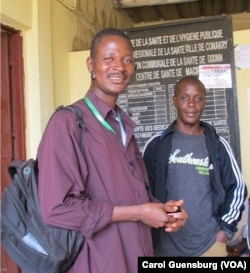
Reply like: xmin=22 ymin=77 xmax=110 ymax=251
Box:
xmin=1 ymin=23 xmax=26 ymax=273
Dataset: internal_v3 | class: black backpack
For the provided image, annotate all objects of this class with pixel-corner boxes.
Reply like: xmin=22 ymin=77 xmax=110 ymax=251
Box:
xmin=1 ymin=105 xmax=85 ymax=273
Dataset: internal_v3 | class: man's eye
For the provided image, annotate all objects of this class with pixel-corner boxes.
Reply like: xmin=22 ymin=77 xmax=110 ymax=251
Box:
xmin=102 ymin=57 xmax=134 ymax=66
xmin=181 ymin=96 xmax=188 ymax=101
xmin=103 ymin=57 xmax=113 ymax=63
xmin=124 ymin=58 xmax=133 ymax=64
xmin=195 ymin=96 xmax=203 ymax=101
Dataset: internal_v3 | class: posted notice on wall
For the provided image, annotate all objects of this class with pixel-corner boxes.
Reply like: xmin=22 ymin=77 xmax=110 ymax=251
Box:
xmin=235 ymin=45 xmax=250 ymax=69
xmin=199 ymin=64 xmax=232 ymax=89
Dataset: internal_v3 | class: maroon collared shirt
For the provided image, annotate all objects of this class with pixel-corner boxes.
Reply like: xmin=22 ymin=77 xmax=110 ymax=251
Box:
xmin=38 ymin=90 xmax=154 ymax=273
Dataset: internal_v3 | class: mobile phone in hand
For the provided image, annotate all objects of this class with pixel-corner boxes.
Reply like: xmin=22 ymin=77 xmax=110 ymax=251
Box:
xmin=166 ymin=206 xmax=182 ymax=215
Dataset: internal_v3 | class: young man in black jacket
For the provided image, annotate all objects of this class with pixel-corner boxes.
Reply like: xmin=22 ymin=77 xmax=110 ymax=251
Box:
xmin=143 ymin=76 xmax=247 ymax=256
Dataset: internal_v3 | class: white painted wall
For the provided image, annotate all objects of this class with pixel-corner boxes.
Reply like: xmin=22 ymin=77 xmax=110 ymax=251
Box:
xmin=69 ymin=51 xmax=90 ymax=102
xmin=234 ymin=30 xmax=250 ymax=192
xmin=1 ymin=0 xmax=32 ymax=29
xmin=51 ymin=0 xmax=78 ymax=107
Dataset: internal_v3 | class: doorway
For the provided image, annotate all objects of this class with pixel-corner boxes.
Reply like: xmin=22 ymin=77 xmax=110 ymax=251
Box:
xmin=1 ymin=25 xmax=26 ymax=273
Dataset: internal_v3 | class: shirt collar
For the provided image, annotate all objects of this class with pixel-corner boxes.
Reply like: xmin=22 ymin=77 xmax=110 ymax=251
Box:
xmin=86 ymin=90 xmax=113 ymax=119
xmin=86 ymin=90 xmax=136 ymax=129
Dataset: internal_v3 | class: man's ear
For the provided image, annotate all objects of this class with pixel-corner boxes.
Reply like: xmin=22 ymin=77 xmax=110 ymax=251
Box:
xmin=172 ymin=95 xmax=177 ymax=106
xmin=86 ymin=57 xmax=93 ymax=73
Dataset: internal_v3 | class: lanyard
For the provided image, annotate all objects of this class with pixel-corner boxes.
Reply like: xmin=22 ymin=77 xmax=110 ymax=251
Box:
xmin=83 ymin=96 xmax=124 ymax=139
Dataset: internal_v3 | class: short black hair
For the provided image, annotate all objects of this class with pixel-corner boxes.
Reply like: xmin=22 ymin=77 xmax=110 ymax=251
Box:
xmin=174 ymin=76 xmax=206 ymax=96
xmin=90 ymin=28 xmax=133 ymax=58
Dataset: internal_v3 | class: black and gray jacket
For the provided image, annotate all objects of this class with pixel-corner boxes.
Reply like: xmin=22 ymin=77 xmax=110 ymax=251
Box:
xmin=143 ymin=120 xmax=247 ymax=235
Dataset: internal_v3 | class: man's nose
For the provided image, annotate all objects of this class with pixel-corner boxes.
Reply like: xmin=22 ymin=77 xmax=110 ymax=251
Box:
xmin=112 ymin=59 xmax=126 ymax=69
xmin=187 ymin=97 xmax=195 ymax=106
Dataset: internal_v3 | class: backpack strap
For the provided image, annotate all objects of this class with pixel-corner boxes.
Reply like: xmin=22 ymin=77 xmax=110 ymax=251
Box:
xmin=56 ymin=105 xmax=85 ymax=156
xmin=8 ymin=159 xmax=37 ymax=179
xmin=57 ymin=105 xmax=84 ymax=130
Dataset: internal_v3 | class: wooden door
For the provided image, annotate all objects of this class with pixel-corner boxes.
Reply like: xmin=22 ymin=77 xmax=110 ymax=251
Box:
xmin=1 ymin=27 xmax=26 ymax=273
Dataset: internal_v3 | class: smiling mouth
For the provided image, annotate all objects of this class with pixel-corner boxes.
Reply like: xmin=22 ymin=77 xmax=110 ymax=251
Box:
xmin=109 ymin=74 xmax=126 ymax=83
xmin=185 ymin=112 xmax=197 ymax=117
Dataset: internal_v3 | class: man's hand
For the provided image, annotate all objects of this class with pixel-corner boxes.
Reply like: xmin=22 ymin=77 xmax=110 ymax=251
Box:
xmin=163 ymin=199 xmax=188 ymax=232
xmin=216 ymin=230 xmax=228 ymax=243
xmin=137 ymin=202 xmax=176 ymax=228
xmin=111 ymin=199 xmax=188 ymax=232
